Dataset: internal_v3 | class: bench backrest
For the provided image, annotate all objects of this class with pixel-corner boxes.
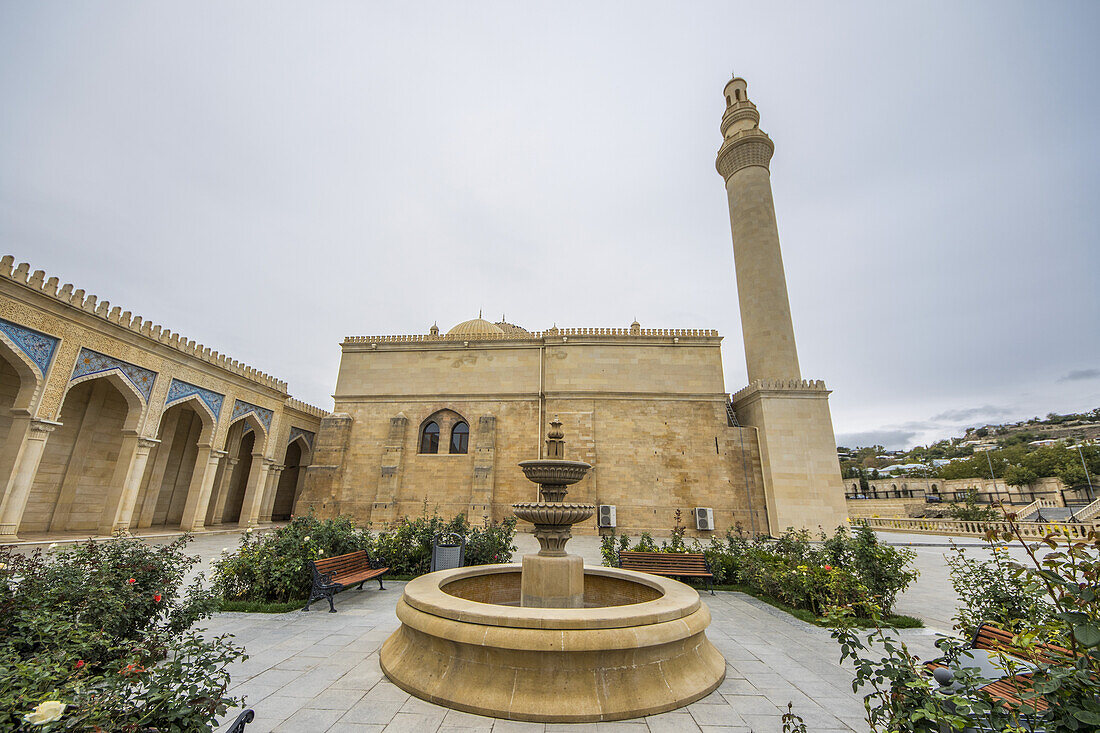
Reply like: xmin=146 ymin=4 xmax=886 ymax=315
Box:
xmin=314 ymin=550 xmax=370 ymax=577
xmin=972 ymin=623 xmax=1074 ymax=666
xmin=618 ymin=551 xmax=709 ymax=572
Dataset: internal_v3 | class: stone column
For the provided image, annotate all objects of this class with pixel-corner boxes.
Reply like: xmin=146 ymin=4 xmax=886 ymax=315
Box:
xmin=100 ymin=436 xmax=159 ymax=535
xmin=715 ymin=75 xmax=800 ymax=384
xmin=0 ymin=418 xmax=60 ymax=541
xmin=180 ymin=447 xmax=225 ymax=532
xmin=137 ymin=408 xmax=181 ymax=527
xmin=258 ymin=464 xmax=284 ymax=522
xmin=468 ymin=414 xmax=496 ymax=521
xmin=238 ymin=453 xmax=271 ymax=528
xmin=208 ymin=457 xmax=239 ymax=525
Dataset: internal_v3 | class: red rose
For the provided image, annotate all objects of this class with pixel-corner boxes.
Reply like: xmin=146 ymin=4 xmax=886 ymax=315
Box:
xmin=75 ymin=660 xmax=85 ymax=669
xmin=127 ymin=578 xmax=136 ymax=584
xmin=153 ymin=594 xmax=162 ymax=603
xmin=823 ymin=565 xmax=832 ymax=571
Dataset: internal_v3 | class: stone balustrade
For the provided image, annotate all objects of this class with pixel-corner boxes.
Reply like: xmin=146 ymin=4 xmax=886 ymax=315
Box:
xmin=343 ymin=327 xmax=720 ymax=344
xmin=856 ymin=516 xmax=1098 ymax=540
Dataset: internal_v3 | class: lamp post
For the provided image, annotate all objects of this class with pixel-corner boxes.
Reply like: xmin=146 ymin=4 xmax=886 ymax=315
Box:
xmin=985 ymin=449 xmax=999 ymax=503
xmin=1073 ymin=443 xmax=1095 ymax=502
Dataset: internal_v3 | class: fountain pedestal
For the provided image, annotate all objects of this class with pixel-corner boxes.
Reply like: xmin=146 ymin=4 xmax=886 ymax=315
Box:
xmin=520 ymin=554 xmax=584 ymax=608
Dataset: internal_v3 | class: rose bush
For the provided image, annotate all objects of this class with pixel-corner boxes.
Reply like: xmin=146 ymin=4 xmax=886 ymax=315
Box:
xmin=211 ymin=511 xmax=517 ymax=604
xmin=0 ymin=535 xmax=244 ymax=732
xmin=601 ymin=521 xmax=917 ymax=619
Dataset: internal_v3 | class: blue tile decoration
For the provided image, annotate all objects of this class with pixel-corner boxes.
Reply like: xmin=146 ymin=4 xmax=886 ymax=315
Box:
xmin=70 ymin=347 xmax=157 ymax=402
xmin=242 ymin=423 xmax=253 ymax=435
xmin=165 ymin=378 xmax=224 ymax=419
xmin=231 ymin=398 xmax=273 ymax=432
xmin=0 ymin=318 xmax=59 ymax=376
xmin=288 ymin=426 xmax=315 ymax=449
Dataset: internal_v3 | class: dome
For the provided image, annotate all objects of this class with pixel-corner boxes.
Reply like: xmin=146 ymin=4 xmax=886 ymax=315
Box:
xmin=446 ymin=318 xmax=505 ymax=337
xmin=495 ymin=320 xmax=530 ymax=336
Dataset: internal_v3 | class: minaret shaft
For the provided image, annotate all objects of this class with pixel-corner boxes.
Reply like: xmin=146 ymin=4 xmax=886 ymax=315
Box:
xmin=724 ymin=165 xmax=800 ymax=382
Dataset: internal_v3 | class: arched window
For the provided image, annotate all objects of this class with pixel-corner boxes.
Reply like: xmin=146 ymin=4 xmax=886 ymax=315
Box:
xmin=420 ymin=421 xmax=439 ymax=454
xmin=734 ymin=89 xmax=741 ymax=101
xmin=725 ymin=95 xmax=732 ymax=106
xmin=450 ymin=422 xmax=469 ymax=454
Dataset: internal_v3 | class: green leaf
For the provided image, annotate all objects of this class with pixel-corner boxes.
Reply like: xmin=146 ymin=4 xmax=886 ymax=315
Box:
xmin=1073 ymin=623 xmax=1100 ymax=648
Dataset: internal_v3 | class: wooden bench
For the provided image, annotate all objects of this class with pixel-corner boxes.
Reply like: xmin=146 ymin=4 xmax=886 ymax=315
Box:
xmin=927 ymin=623 xmax=1076 ymax=711
xmin=617 ymin=551 xmax=714 ymax=595
xmin=304 ymin=550 xmax=388 ymax=613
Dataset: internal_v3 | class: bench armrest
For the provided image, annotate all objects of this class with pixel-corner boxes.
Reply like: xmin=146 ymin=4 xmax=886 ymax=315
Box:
xmin=310 ymin=562 xmax=339 ymax=589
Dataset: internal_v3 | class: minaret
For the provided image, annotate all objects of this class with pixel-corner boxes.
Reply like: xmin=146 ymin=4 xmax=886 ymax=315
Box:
xmin=715 ymin=75 xmax=799 ymax=383
xmin=716 ymin=74 xmax=848 ymax=533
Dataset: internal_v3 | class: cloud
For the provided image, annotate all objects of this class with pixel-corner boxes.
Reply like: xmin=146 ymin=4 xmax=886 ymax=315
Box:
xmin=1060 ymin=369 xmax=1100 ymax=382
xmin=929 ymin=405 xmax=1014 ymax=422
xmin=835 ymin=430 xmax=918 ymax=450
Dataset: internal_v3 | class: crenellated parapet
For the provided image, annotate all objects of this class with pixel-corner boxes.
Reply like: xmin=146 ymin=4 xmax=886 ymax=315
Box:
xmin=1 ymin=255 xmax=288 ymax=393
xmin=285 ymin=397 xmax=328 ymax=418
xmin=730 ymin=378 xmax=829 ymax=403
xmin=343 ymin=327 xmax=719 ymax=346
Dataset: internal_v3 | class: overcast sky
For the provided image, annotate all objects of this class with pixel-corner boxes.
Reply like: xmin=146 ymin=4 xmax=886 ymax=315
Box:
xmin=2 ymin=2 xmax=1098 ymax=449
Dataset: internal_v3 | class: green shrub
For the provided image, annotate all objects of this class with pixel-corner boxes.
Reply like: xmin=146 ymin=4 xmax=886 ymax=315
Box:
xmin=603 ymin=521 xmax=917 ymax=619
xmin=0 ymin=535 xmax=243 ymax=732
xmin=822 ymin=524 xmax=1100 ymax=731
xmin=211 ymin=511 xmax=517 ymax=604
xmin=945 ymin=542 xmax=1055 ymax=637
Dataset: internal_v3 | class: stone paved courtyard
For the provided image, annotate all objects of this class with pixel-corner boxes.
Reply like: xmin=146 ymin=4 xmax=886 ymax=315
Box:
xmin=13 ymin=527 xmax=1033 ymax=732
xmin=205 ymin=580 xmax=945 ymax=733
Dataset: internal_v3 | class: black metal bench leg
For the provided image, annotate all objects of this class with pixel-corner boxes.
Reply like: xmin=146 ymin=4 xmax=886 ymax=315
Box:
xmin=327 ymin=592 xmax=337 ymax=613
xmin=303 ymin=594 xmax=313 ymax=611
xmin=357 ymin=581 xmax=366 ymax=590
xmin=377 ymin=577 xmax=385 ymax=590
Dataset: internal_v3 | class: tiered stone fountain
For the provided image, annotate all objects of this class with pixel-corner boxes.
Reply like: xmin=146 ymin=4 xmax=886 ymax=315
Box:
xmin=379 ymin=419 xmax=725 ymax=722
xmin=513 ymin=417 xmax=594 ymax=608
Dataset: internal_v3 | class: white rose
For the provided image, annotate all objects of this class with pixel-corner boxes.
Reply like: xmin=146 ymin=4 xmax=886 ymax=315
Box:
xmin=303 ymin=535 xmax=311 ymax=542
xmin=317 ymin=549 xmax=324 ymax=556
xmin=220 ymin=548 xmax=230 ymax=554
xmin=48 ymin=543 xmax=58 ymax=550
xmin=24 ymin=701 xmax=65 ymax=725
xmin=246 ymin=527 xmax=254 ymax=534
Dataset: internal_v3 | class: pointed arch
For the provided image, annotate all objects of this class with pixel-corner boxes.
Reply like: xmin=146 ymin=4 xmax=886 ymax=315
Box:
xmin=418 ymin=408 xmax=469 ymax=455
xmin=0 ymin=331 xmax=44 ymax=411
xmin=63 ymin=370 xmax=145 ymax=432
xmin=157 ymin=392 xmax=217 ymax=444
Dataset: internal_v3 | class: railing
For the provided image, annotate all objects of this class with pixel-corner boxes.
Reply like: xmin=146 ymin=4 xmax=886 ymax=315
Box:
xmin=1014 ymin=497 xmax=1058 ymax=521
xmin=856 ymin=516 xmax=1098 ymax=540
xmin=1073 ymin=497 xmax=1100 ymax=522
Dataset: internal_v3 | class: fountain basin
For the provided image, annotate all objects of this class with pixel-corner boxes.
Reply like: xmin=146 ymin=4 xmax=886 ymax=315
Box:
xmin=379 ymin=565 xmax=726 ymax=722
xmin=511 ymin=502 xmax=594 ymax=526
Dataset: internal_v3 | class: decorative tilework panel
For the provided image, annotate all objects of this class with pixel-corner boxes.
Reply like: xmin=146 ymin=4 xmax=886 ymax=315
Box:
xmin=165 ymin=378 xmax=224 ymax=418
xmin=0 ymin=318 xmax=60 ymax=376
xmin=70 ymin=347 xmax=157 ymax=402
xmin=231 ymin=399 xmax=273 ymax=431
xmin=242 ymin=424 xmax=253 ymax=435
xmin=288 ymin=426 xmax=315 ymax=449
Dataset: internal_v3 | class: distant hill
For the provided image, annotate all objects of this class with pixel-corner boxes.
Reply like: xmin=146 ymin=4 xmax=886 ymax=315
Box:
xmin=837 ymin=408 xmax=1100 ymax=488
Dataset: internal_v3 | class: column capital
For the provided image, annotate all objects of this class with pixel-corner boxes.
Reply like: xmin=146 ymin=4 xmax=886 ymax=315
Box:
xmin=28 ymin=419 xmax=63 ymax=439
xmin=137 ymin=437 xmax=161 ymax=450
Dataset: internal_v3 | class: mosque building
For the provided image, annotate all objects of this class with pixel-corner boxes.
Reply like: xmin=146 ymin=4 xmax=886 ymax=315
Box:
xmin=0 ymin=76 xmax=847 ymax=540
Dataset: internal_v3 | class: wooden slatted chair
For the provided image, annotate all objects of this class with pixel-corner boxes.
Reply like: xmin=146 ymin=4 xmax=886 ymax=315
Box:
xmin=304 ymin=550 xmax=388 ymax=613
xmin=617 ymin=551 xmax=714 ymax=594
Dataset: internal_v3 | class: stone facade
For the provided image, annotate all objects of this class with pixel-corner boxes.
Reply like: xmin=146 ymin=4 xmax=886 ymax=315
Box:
xmin=296 ymin=325 xmax=770 ymax=536
xmin=0 ymin=256 xmax=325 ymax=540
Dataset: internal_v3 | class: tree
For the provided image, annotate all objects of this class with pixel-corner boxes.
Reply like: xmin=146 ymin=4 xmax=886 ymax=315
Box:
xmin=1004 ymin=464 xmax=1038 ymax=488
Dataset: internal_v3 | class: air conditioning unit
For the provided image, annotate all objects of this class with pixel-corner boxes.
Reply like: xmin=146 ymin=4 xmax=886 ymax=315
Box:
xmin=597 ymin=504 xmax=616 ymax=528
xmin=694 ymin=507 xmax=714 ymax=531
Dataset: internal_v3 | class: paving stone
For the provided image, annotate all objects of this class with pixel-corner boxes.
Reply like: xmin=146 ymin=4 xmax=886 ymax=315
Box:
xmin=308 ymin=687 xmax=368 ymax=711
xmin=272 ymin=707 xmax=344 ymax=732
xmin=687 ymin=703 xmax=746 ymax=727
xmin=643 ymin=712 xmax=702 ymax=733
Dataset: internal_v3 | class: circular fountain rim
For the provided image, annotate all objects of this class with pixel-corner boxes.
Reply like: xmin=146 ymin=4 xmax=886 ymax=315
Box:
xmin=404 ymin=564 xmax=701 ymax=630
